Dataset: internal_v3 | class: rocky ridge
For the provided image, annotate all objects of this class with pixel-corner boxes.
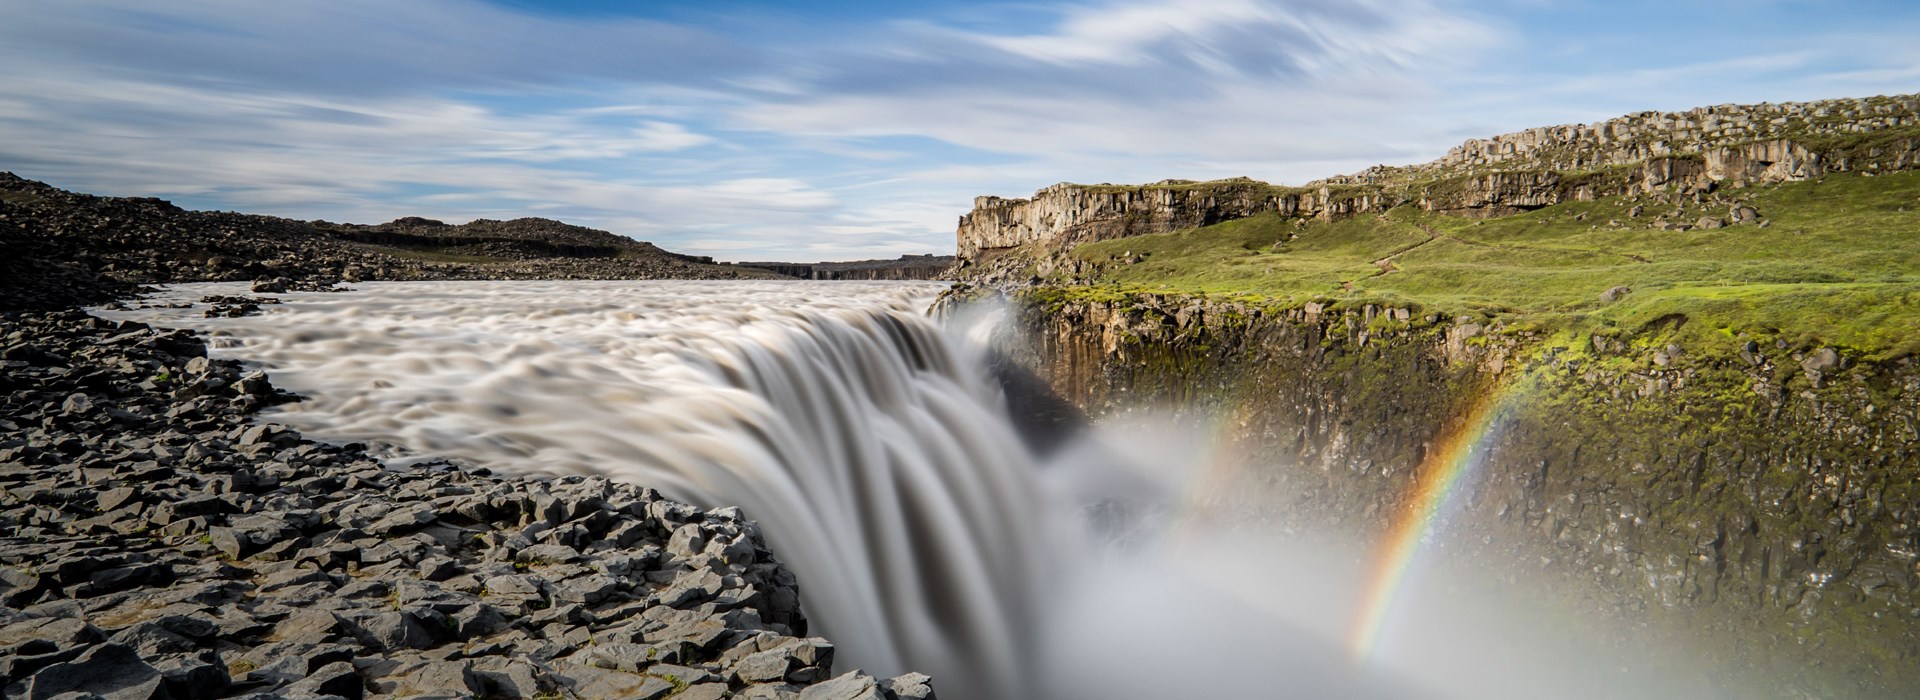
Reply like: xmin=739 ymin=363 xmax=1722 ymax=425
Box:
xmin=0 ymin=307 xmax=938 ymax=700
xmin=953 ymin=92 xmax=1920 ymax=278
xmin=0 ymin=173 xmax=782 ymax=312
xmin=736 ymin=256 xmax=956 ymax=281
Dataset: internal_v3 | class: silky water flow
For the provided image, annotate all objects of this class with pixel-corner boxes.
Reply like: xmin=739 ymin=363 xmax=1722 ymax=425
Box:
xmin=104 ymin=280 xmax=1727 ymax=700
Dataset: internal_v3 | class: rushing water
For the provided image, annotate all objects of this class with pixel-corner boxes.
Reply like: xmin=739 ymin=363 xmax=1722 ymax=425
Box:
xmin=106 ymin=281 xmax=1726 ymax=700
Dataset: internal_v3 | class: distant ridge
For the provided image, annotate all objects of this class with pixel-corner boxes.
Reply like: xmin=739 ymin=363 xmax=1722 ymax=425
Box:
xmin=0 ymin=172 xmax=784 ymax=310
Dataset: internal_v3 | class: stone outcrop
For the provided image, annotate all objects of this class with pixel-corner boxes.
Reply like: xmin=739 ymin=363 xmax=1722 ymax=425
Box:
xmin=956 ymin=178 xmax=1310 ymax=257
xmin=988 ymin=290 xmax=1919 ymax=699
xmin=954 ymin=93 xmax=1920 ymax=270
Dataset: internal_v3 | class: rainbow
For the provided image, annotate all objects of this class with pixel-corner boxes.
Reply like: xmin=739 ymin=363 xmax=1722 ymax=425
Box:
xmin=1347 ymin=381 xmax=1516 ymax=664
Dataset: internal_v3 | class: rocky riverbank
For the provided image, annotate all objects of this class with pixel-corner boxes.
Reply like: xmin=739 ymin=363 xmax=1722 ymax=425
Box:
xmin=0 ymin=305 xmax=938 ymax=699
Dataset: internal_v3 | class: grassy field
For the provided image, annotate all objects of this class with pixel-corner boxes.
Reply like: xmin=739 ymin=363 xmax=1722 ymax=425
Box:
xmin=1058 ymin=171 xmax=1920 ymax=360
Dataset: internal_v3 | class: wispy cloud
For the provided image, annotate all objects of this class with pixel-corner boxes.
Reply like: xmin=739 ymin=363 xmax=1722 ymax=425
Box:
xmin=0 ymin=0 xmax=1916 ymax=260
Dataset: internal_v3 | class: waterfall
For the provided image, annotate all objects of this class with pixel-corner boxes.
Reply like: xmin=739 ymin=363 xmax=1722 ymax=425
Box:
xmin=108 ymin=281 xmax=1058 ymax=698
xmin=104 ymin=280 xmax=1725 ymax=700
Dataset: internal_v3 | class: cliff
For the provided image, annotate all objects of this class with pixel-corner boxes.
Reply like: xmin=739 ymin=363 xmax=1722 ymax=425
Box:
xmin=988 ymin=290 xmax=1919 ymax=698
xmin=954 ymin=93 xmax=1920 ymax=275
xmin=956 ymin=178 xmax=1312 ymax=257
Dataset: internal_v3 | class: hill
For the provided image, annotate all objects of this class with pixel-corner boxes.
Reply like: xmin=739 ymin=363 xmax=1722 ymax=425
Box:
xmin=0 ymin=173 xmax=782 ymax=310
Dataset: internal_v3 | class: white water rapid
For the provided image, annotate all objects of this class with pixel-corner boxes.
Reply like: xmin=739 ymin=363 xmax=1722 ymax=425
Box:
xmin=104 ymin=281 xmax=1732 ymax=700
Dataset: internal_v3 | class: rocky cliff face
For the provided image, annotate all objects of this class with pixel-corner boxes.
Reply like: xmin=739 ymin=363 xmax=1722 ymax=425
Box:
xmin=956 ymin=179 xmax=1311 ymax=257
xmin=954 ymin=93 xmax=1920 ymax=269
xmin=991 ymin=291 xmax=1919 ymax=698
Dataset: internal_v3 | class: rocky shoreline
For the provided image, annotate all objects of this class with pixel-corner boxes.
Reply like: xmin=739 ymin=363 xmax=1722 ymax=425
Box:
xmin=0 ymin=301 xmax=938 ymax=699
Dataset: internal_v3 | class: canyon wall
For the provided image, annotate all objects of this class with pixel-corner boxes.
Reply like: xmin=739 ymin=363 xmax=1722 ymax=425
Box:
xmin=990 ymin=291 xmax=1920 ymax=698
xmin=955 ymin=93 xmax=1920 ymax=267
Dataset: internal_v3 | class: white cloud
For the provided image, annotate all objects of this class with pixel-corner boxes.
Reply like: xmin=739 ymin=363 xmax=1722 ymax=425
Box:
xmin=1 ymin=0 xmax=1917 ymax=262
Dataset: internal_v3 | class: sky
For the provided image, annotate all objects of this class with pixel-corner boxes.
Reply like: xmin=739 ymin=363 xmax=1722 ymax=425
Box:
xmin=0 ymin=1 xmax=1916 ymax=262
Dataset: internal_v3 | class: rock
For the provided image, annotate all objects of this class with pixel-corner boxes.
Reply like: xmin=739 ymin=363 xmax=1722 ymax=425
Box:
xmin=271 ymin=609 xmax=343 ymax=644
xmin=516 ymin=543 xmax=583 ymax=566
xmin=799 ymin=671 xmax=887 ymax=700
xmin=473 ymin=658 xmax=555 ymax=698
xmin=26 ymin=643 xmax=166 ymax=700
xmin=286 ymin=660 xmax=363 ymax=700
xmin=554 ymin=575 xmax=618 ymax=605
xmin=97 ymin=486 xmax=140 ymax=512
xmin=61 ymin=393 xmax=93 ymax=414
xmin=1802 ymin=347 xmax=1841 ymax=373
xmin=106 ymin=621 xmax=198 ymax=656
xmin=734 ymin=647 xmax=796 ymax=684
xmin=1695 ymin=216 xmax=1726 ymax=229
xmin=578 ymin=642 xmax=656 ymax=673
xmin=155 ymin=653 xmax=231 ymax=700
xmin=391 ymin=660 xmax=481 ymax=697
xmin=482 ymin=574 xmax=545 ymax=599
xmin=1599 ymin=285 xmax=1632 ymax=303
xmin=450 ymin=603 xmax=508 ymax=639
xmin=676 ymin=683 xmax=733 ymax=700
xmin=347 ymin=611 xmax=432 ymax=651
xmin=883 ymin=672 xmax=937 ymax=700
xmin=658 ymin=568 xmax=724 ymax=608
xmin=250 ymin=278 xmax=288 ymax=294
xmin=0 ymin=616 xmax=106 ymax=647
xmin=368 ymin=503 xmax=436 ymax=535
xmin=563 ymin=666 xmax=677 ymax=700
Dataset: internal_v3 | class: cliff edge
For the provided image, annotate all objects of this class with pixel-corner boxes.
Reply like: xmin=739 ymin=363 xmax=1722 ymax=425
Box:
xmin=955 ymin=92 xmax=1920 ymax=280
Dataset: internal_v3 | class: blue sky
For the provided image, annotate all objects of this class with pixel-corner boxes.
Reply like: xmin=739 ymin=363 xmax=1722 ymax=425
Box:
xmin=0 ymin=0 xmax=1915 ymax=261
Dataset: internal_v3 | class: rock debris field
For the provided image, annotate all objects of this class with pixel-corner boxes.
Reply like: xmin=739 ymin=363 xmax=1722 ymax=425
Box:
xmin=0 ymin=307 xmax=937 ymax=700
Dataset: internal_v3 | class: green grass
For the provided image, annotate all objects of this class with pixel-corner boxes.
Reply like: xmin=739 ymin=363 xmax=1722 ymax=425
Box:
xmin=1057 ymin=171 xmax=1920 ymax=360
